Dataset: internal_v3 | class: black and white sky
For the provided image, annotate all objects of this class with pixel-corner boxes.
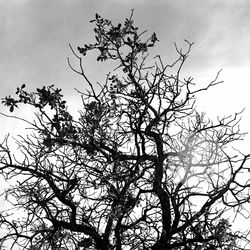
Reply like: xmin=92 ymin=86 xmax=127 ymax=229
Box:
xmin=1 ymin=0 xmax=250 ymax=134
xmin=1 ymin=0 xmax=250 ymax=136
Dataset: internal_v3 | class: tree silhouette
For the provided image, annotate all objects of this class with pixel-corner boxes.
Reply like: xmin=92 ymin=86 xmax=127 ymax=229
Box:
xmin=1 ymin=11 xmax=250 ymax=250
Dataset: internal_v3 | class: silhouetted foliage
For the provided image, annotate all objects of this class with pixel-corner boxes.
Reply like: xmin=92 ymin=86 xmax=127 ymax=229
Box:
xmin=1 ymin=11 xmax=250 ymax=250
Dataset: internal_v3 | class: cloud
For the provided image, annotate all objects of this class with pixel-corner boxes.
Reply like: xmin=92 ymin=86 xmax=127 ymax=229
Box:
xmin=1 ymin=0 xmax=250 ymax=97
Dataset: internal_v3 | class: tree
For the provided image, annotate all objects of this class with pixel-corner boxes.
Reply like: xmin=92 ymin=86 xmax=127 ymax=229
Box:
xmin=0 ymin=11 xmax=250 ymax=250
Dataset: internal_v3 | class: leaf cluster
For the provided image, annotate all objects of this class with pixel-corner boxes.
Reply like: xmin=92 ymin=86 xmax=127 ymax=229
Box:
xmin=77 ymin=10 xmax=158 ymax=66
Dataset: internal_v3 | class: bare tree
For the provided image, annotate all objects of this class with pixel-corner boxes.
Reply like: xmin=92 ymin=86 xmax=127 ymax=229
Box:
xmin=1 ymin=11 xmax=250 ymax=250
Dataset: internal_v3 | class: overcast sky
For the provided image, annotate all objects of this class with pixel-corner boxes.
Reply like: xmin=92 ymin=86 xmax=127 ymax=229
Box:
xmin=1 ymin=0 xmax=250 ymax=233
xmin=1 ymin=0 xmax=250 ymax=133
xmin=0 ymin=0 xmax=249 ymax=157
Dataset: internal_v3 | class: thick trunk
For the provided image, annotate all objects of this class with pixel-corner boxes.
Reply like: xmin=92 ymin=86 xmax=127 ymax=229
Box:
xmin=146 ymin=130 xmax=172 ymax=249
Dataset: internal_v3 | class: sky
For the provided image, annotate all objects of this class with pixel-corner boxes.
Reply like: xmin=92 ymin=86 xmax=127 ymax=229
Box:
xmin=0 ymin=0 xmax=250 ymax=235
xmin=1 ymin=0 xmax=250 ymax=136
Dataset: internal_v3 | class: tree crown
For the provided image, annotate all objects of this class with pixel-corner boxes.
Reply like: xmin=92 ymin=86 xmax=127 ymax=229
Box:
xmin=1 ymin=11 xmax=250 ymax=250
